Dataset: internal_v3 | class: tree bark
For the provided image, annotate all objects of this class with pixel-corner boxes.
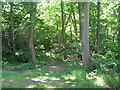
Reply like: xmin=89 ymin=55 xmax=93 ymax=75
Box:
xmin=29 ymin=2 xmax=39 ymax=65
xmin=71 ymin=3 xmax=77 ymax=42
xmin=70 ymin=26 xmax=72 ymax=42
xmin=78 ymin=2 xmax=83 ymax=44
xmin=82 ymin=1 xmax=91 ymax=67
xmin=95 ymin=0 xmax=100 ymax=53
xmin=10 ymin=2 xmax=16 ymax=52
xmin=72 ymin=12 xmax=78 ymax=42
xmin=61 ymin=0 xmax=66 ymax=49
xmin=0 ymin=4 xmax=1 ymax=85
xmin=117 ymin=5 xmax=120 ymax=58
xmin=65 ymin=13 xmax=72 ymax=26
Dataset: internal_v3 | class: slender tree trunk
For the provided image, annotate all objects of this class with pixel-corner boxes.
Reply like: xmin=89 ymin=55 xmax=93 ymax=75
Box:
xmin=56 ymin=24 xmax=58 ymax=31
xmin=106 ymin=25 xmax=108 ymax=35
xmin=0 ymin=2 xmax=2 ymax=69
xmin=29 ymin=2 xmax=39 ymax=65
xmin=10 ymin=2 xmax=16 ymax=52
xmin=117 ymin=5 xmax=120 ymax=58
xmin=71 ymin=4 xmax=77 ymax=42
xmin=0 ymin=3 xmax=2 ymax=85
xmin=72 ymin=12 xmax=77 ymax=42
xmin=65 ymin=13 xmax=72 ymax=26
xmin=95 ymin=0 xmax=100 ymax=53
xmin=78 ymin=2 xmax=83 ymax=44
xmin=118 ymin=31 xmax=120 ymax=58
xmin=61 ymin=0 xmax=65 ymax=49
xmin=70 ymin=26 xmax=72 ymax=42
xmin=82 ymin=1 xmax=91 ymax=67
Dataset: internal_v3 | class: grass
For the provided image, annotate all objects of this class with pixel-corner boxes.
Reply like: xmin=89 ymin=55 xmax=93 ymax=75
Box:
xmin=2 ymin=61 xmax=119 ymax=88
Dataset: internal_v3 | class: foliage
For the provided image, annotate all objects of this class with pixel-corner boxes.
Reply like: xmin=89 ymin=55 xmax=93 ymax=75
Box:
xmin=2 ymin=61 xmax=40 ymax=71
xmin=1 ymin=1 xmax=120 ymax=88
xmin=91 ymin=52 xmax=119 ymax=73
xmin=2 ymin=65 xmax=103 ymax=88
xmin=102 ymin=74 xmax=120 ymax=88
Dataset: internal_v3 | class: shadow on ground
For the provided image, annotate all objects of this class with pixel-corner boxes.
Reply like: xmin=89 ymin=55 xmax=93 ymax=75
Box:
xmin=2 ymin=61 xmax=107 ymax=88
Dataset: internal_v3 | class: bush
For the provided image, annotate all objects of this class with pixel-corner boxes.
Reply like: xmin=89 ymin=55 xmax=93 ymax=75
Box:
xmin=91 ymin=52 xmax=119 ymax=74
xmin=2 ymin=61 xmax=40 ymax=71
xmin=2 ymin=61 xmax=12 ymax=68
xmin=102 ymin=74 xmax=120 ymax=88
xmin=13 ymin=62 xmax=36 ymax=71
xmin=14 ymin=48 xmax=31 ymax=63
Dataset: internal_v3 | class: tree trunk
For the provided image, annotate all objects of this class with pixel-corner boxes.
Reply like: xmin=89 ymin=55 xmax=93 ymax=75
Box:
xmin=61 ymin=0 xmax=66 ymax=49
xmin=29 ymin=2 xmax=39 ymax=65
xmin=117 ymin=5 xmax=120 ymax=58
xmin=71 ymin=4 xmax=77 ymax=42
xmin=56 ymin=24 xmax=58 ymax=31
xmin=10 ymin=2 xmax=16 ymax=52
xmin=44 ymin=39 xmax=50 ymax=51
xmin=82 ymin=1 xmax=91 ymax=67
xmin=0 ymin=3 xmax=2 ymax=88
xmin=118 ymin=31 xmax=120 ymax=58
xmin=70 ymin=26 xmax=72 ymax=42
xmin=72 ymin=12 xmax=78 ymax=42
xmin=95 ymin=0 xmax=100 ymax=53
xmin=0 ymin=2 xmax=2 ymax=69
xmin=65 ymin=13 xmax=72 ymax=26
xmin=78 ymin=2 xmax=83 ymax=44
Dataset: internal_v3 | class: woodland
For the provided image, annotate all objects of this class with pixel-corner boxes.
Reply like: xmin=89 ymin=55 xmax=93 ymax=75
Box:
xmin=1 ymin=0 xmax=120 ymax=88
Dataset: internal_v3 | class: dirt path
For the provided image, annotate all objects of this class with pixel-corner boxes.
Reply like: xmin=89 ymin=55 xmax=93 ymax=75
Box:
xmin=45 ymin=61 xmax=68 ymax=73
xmin=2 ymin=61 xmax=77 ymax=88
xmin=28 ymin=61 xmax=76 ymax=88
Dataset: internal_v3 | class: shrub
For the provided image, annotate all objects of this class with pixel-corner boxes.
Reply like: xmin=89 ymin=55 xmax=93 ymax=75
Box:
xmin=91 ymin=52 xmax=119 ymax=73
xmin=102 ymin=74 xmax=120 ymax=88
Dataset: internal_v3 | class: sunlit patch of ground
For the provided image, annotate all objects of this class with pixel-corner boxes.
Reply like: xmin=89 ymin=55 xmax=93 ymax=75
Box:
xmin=2 ymin=62 xmax=108 ymax=88
xmin=94 ymin=76 xmax=109 ymax=88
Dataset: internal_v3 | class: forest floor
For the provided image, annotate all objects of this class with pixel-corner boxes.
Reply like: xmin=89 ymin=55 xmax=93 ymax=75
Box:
xmin=2 ymin=61 xmax=107 ymax=88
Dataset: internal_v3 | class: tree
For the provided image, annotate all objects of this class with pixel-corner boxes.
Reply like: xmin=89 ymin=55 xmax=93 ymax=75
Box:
xmin=0 ymin=1 xmax=2 ymax=65
xmin=117 ymin=5 xmax=120 ymax=58
xmin=70 ymin=26 xmax=72 ymax=42
xmin=71 ymin=3 xmax=78 ymax=42
xmin=61 ymin=0 xmax=66 ymax=49
xmin=10 ymin=2 xmax=16 ymax=52
xmin=29 ymin=2 xmax=39 ymax=65
xmin=95 ymin=0 xmax=100 ymax=53
xmin=78 ymin=2 xmax=83 ymax=44
xmin=82 ymin=1 xmax=91 ymax=67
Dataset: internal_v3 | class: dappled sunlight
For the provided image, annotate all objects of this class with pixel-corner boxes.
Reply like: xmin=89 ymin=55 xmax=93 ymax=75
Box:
xmin=65 ymin=81 xmax=71 ymax=84
xmin=32 ymin=77 xmax=61 ymax=83
xmin=34 ymin=68 xmax=42 ymax=71
xmin=9 ymin=80 xmax=14 ymax=82
xmin=86 ymin=72 xmax=97 ymax=80
xmin=49 ymin=71 xmax=54 ymax=73
xmin=44 ymin=84 xmax=57 ymax=88
xmin=50 ymin=77 xmax=60 ymax=81
xmin=94 ymin=76 xmax=109 ymax=87
xmin=32 ymin=79 xmax=47 ymax=83
xmin=50 ymin=66 xmax=57 ymax=69
xmin=45 ymin=52 xmax=56 ymax=59
xmin=69 ymin=76 xmax=76 ymax=80
xmin=31 ymin=72 xmax=62 ymax=82
xmin=45 ymin=73 xmax=49 ymax=75
xmin=61 ymin=74 xmax=77 ymax=81
xmin=26 ymin=77 xmax=30 ymax=79
xmin=2 ymin=1 xmax=120 ymax=88
xmin=1 ymin=79 xmax=14 ymax=83
xmin=71 ymin=84 xmax=76 ymax=87
xmin=32 ymin=76 xmax=49 ymax=81
xmin=26 ymin=85 xmax=37 ymax=88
